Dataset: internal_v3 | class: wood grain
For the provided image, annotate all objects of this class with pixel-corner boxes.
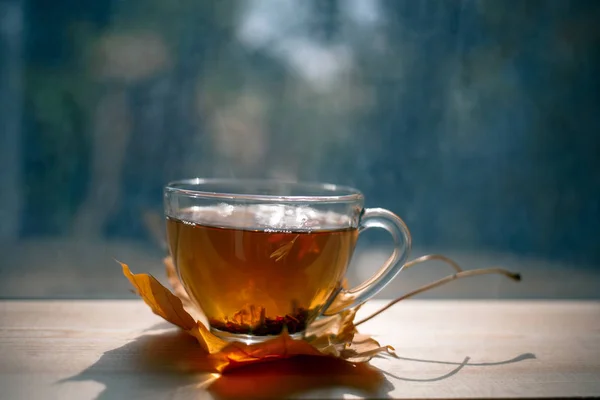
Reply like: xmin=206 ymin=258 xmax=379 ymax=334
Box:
xmin=0 ymin=300 xmax=599 ymax=399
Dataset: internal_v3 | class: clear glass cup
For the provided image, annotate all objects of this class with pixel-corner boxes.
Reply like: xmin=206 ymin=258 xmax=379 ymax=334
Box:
xmin=164 ymin=178 xmax=411 ymax=343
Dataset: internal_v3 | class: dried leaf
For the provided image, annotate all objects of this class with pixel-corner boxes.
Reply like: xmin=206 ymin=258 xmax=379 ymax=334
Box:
xmin=163 ymin=256 xmax=208 ymax=325
xmin=341 ymin=334 xmax=396 ymax=363
xmin=121 ymin=262 xmax=196 ymax=330
xmin=306 ymin=307 xmax=358 ymax=345
xmin=189 ymin=329 xmax=328 ymax=372
xmin=219 ymin=330 xmax=325 ymax=370
xmin=269 ymin=235 xmax=299 ymax=261
xmin=188 ymin=322 xmax=229 ymax=354
xmin=122 ymin=253 xmax=520 ymax=373
xmin=163 ymin=256 xmax=191 ymax=305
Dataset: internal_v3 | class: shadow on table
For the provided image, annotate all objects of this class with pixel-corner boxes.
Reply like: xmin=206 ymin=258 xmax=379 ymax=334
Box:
xmin=380 ymin=353 xmax=536 ymax=383
xmin=61 ymin=327 xmax=534 ymax=399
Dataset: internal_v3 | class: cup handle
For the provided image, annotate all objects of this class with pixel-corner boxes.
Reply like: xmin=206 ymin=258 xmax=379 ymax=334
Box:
xmin=322 ymin=207 xmax=412 ymax=316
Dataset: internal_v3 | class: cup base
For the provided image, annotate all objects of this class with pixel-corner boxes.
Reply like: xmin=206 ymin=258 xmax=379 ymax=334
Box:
xmin=210 ymin=327 xmax=306 ymax=345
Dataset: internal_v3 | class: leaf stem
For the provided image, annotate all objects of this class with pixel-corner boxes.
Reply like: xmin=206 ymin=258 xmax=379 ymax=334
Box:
xmin=355 ymin=255 xmax=521 ymax=326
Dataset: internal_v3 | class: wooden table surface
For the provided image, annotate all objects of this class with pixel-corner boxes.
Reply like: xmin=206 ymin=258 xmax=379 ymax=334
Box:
xmin=1 ymin=300 xmax=599 ymax=399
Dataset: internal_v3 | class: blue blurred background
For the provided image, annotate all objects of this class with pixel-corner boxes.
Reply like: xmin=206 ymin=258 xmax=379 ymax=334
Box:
xmin=1 ymin=0 xmax=599 ymax=298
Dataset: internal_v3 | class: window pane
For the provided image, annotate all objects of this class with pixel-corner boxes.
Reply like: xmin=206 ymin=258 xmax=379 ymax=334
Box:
xmin=1 ymin=0 xmax=599 ymax=298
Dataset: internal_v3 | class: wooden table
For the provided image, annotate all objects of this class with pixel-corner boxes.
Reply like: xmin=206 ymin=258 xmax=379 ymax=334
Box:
xmin=1 ymin=300 xmax=599 ymax=399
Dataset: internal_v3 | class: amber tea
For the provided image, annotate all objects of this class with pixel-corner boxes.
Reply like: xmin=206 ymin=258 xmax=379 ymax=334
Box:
xmin=167 ymin=205 xmax=358 ymax=336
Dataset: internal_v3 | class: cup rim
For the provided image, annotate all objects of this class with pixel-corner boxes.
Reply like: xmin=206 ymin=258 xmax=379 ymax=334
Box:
xmin=165 ymin=178 xmax=364 ymax=203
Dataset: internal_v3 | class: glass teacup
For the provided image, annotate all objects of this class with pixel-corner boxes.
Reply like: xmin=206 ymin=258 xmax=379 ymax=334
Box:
xmin=164 ymin=179 xmax=411 ymax=343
